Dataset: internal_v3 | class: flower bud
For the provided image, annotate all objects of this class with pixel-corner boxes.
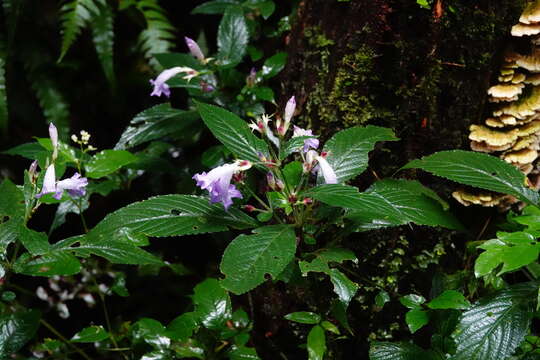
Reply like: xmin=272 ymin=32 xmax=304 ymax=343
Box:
xmin=28 ymin=160 xmax=38 ymax=183
xmin=49 ymin=123 xmax=58 ymax=161
xmin=279 ymin=96 xmax=296 ymax=136
xmin=184 ymin=37 xmax=205 ymax=62
xmin=244 ymin=204 xmax=256 ymax=212
xmin=275 ymin=179 xmax=285 ymax=191
xmin=266 ymin=172 xmax=276 ymax=190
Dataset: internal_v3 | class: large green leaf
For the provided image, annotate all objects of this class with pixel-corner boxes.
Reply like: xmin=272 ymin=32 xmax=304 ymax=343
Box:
xmin=196 ymin=102 xmax=269 ymax=162
xmin=217 ymin=5 xmax=249 ymax=68
xmin=369 ymin=342 xmax=442 ymax=360
xmin=0 ymin=179 xmax=24 ymax=218
xmin=323 ymin=126 xmax=397 ymax=183
xmin=74 ymin=240 xmax=162 ymax=265
xmin=115 ymin=105 xmax=199 ymax=150
xmin=85 ymin=149 xmax=138 ymax=178
xmin=87 ymin=195 xmax=258 ymax=242
xmin=14 ymin=250 xmax=81 ymax=276
xmin=220 ymin=225 xmax=296 ymax=294
xmin=191 ymin=0 xmax=238 ymax=14
xmin=17 ymin=227 xmax=49 ymax=256
xmin=307 ymin=182 xmax=462 ymax=230
xmin=90 ymin=1 xmax=115 ymax=87
xmin=193 ymin=278 xmax=232 ymax=330
xmin=262 ymin=52 xmax=287 ymax=79
xmin=0 ymin=309 xmax=41 ymax=358
xmin=451 ymin=283 xmax=536 ymax=360
xmin=403 ymin=150 xmax=539 ymax=205
xmin=307 ymin=325 xmax=326 ymax=360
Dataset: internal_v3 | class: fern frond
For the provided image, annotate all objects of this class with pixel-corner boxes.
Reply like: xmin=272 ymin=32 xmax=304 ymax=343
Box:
xmin=58 ymin=0 xmax=106 ymax=61
xmin=91 ymin=1 xmax=115 ymax=88
xmin=30 ymin=74 xmax=70 ymax=139
xmin=135 ymin=0 xmax=175 ymax=70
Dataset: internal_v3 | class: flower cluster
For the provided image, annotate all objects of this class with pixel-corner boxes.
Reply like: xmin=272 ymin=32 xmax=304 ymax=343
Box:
xmin=35 ymin=123 xmax=88 ymax=200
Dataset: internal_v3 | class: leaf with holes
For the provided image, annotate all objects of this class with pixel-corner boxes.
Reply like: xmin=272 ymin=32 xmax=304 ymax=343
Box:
xmin=403 ymin=150 xmax=539 ymax=205
xmin=86 ymin=195 xmax=257 ymax=244
xmin=196 ymin=102 xmax=269 ymax=163
xmin=217 ymin=5 xmax=249 ymax=68
xmin=451 ymin=283 xmax=536 ymax=360
xmin=323 ymin=126 xmax=397 ymax=183
xmin=220 ymin=225 xmax=296 ymax=294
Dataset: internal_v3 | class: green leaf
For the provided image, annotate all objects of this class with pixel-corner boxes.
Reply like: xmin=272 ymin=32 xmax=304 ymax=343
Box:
xmin=228 ymin=346 xmax=261 ymax=360
xmin=14 ymin=251 xmax=81 ymax=276
xmin=405 ymin=309 xmax=429 ymax=333
xmin=308 ymin=182 xmax=462 ymax=230
xmin=258 ymin=1 xmax=275 ymax=19
xmin=284 ymin=312 xmax=321 ymax=325
xmin=2 ymin=142 xmax=49 ymax=161
xmin=452 ymin=283 xmax=536 ymax=360
xmin=474 ymin=238 xmax=540 ymax=277
xmin=74 ymin=240 xmax=162 ymax=265
xmin=58 ymin=0 xmax=106 ymax=61
xmin=196 ymin=102 xmax=269 ymax=163
xmin=0 ymin=310 xmax=41 ymax=357
xmin=282 ymin=161 xmax=303 ymax=189
xmin=369 ymin=342 xmax=441 ymax=360
xmin=307 ymin=325 xmax=326 ymax=360
xmin=18 ymin=227 xmax=49 ymax=255
xmin=191 ymin=0 xmax=238 ymax=14
xmin=0 ymin=179 xmax=24 ymax=218
xmin=252 ymin=86 xmax=274 ymax=101
xmin=220 ymin=225 xmax=296 ymax=294
xmin=132 ymin=318 xmax=169 ymax=349
xmin=427 ymin=290 xmax=470 ymax=310
xmin=399 ymin=294 xmax=426 ymax=309
xmin=262 ymin=52 xmax=287 ymax=78
xmin=166 ymin=312 xmax=198 ymax=341
xmin=0 ymin=219 xmax=19 ymax=255
xmin=85 ymin=150 xmax=138 ymax=178
xmin=323 ymin=126 xmax=397 ymax=183
xmin=280 ymin=136 xmax=317 ymax=160
xmin=328 ymin=268 xmax=359 ymax=306
xmin=71 ymin=325 xmax=109 ymax=343
xmin=201 ymin=145 xmax=228 ymax=168
xmin=217 ymin=6 xmax=249 ymax=68
xmin=402 ymin=150 xmax=539 ymax=205
xmin=375 ymin=291 xmax=391 ymax=308
xmin=320 ymin=320 xmax=340 ymax=335
xmin=87 ymin=195 xmax=257 ymax=242
xmin=193 ymin=278 xmax=232 ymax=330
xmin=115 ymin=105 xmax=200 ymax=150
xmin=90 ymin=2 xmax=115 ymax=87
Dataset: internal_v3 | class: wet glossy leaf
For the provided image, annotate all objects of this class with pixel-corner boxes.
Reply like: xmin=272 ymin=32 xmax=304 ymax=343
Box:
xmin=307 ymin=325 xmax=326 ymax=360
xmin=405 ymin=309 xmax=429 ymax=333
xmin=0 ymin=309 xmax=41 ymax=357
xmin=193 ymin=278 xmax=232 ymax=330
xmin=217 ymin=6 xmax=248 ymax=67
xmin=284 ymin=312 xmax=321 ymax=325
xmin=427 ymin=290 xmax=470 ymax=310
xmin=85 ymin=149 xmax=138 ymax=178
xmin=71 ymin=325 xmax=109 ymax=343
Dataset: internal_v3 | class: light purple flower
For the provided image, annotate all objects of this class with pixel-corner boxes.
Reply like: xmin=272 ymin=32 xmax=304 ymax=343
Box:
xmin=316 ymin=155 xmax=338 ymax=184
xmin=277 ymin=96 xmax=296 ymax=136
xmin=36 ymin=166 xmax=88 ymax=200
xmin=293 ymin=125 xmax=319 ymax=152
xmin=193 ymin=160 xmax=252 ymax=209
xmin=150 ymin=67 xmax=198 ymax=97
xmin=185 ymin=37 xmax=205 ymax=62
xmin=49 ymin=123 xmax=58 ymax=160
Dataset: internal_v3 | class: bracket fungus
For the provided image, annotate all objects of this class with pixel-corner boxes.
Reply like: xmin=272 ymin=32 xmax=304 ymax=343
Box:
xmin=464 ymin=0 xmax=540 ymax=208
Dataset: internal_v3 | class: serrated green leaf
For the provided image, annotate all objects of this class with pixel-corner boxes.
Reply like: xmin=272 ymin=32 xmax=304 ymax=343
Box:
xmin=452 ymin=283 xmax=536 ymax=360
xmin=220 ymin=225 xmax=296 ymax=294
xmin=115 ymin=105 xmax=199 ymax=150
xmin=405 ymin=309 xmax=429 ymax=333
xmin=262 ymin=52 xmax=287 ymax=78
xmin=308 ymin=182 xmax=462 ymax=230
xmin=0 ymin=219 xmax=19 ymax=255
xmin=284 ymin=312 xmax=321 ymax=325
xmin=196 ymin=102 xmax=269 ymax=163
xmin=85 ymin=150 xmax=138 ymax=178
xmin=427 ymin=290 xmax=470 ymax=310
xmin=191 ymin=0 xmax=238 ymax=14
xmin=0 ymin=179 xmax=24 ymax=218
xmin=369 ymin=342 xmax=441 ymax=360
xmin=217 ymin=6 xmax=249 ymax=68
xmin=87 ymin=195 xmax=257 ymax=243
xmin=193 ymin=278 xmax=232 ymax=330
xmin=323 ymin=126 xmax=397 ymax=183
xmin=474 ymin=237 xmax=540 ymax=277
xmin=74 ymin=240 xmax=162 ymax=265
xmin=166 ymin=312 xmax=198 ymax=341
xmin=14 ymin=250 xmax=81 ymax=276
xmin=71 ymin=325 xmax=109 ymax=343
xmin=2 ymin=142 xmax=49 ymax=161
xmin=403 ymin=150 xmax=539 ymax=205
xmin=18 ymin=227 xmax=49 ymax=255
xmin=399 ymin=294 xmax=426 ymax=309
xmin=0 ymin=309 xmax=41 ymax=358
xmin=307 ymin=325 xmax=326 ymax=360
xmin=91 ymin=2 xmax=115 ymax=87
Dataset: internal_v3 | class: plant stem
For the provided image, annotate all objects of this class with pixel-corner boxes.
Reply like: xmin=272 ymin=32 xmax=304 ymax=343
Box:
xmin=40 ymin=318 xmax=92 ymax=360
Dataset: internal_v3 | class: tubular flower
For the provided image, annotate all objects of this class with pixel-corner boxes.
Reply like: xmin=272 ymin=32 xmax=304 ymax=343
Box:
xmin=184 ymin=37 xmax=205 ymax=62
xmin=193 ymin=160 xmax=252 ymax=209
xmin=150 ymin=67 xmax=199 ymax=97
xmin=293 ymin=126 xmax=319 ymax=152
xmin=277 ymin=96 xmax=296 ymax=136
xmin=49 ymin=123 xmax=58 ymax=161
xmin=316 ymin=155 xmax=338 ymax=184
xmin=36 ymin=165 xmax=88 ymax=200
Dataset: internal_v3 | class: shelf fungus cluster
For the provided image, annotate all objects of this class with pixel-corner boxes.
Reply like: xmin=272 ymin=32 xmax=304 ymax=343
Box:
xmin=457 ymin=1 xmax=540 ymax=208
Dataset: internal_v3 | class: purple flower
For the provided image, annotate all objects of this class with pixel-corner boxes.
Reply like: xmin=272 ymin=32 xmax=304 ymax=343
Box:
xmin=185 ymin=37 xmax=205 ymax=62
xmin=150 ymin=67 xmax=199 ymax=97
xmin=36 ymin=165 xmax=88 ymax=200
xmin=193 ymin=160 xmax=252 ymax=209
xmin=49 ymin=123 xmax=58 ymax=160
xmin=293 ymin=125 xmax=319 ymax=152
xmin=316 ymin=155 xmax=338 ymax=184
